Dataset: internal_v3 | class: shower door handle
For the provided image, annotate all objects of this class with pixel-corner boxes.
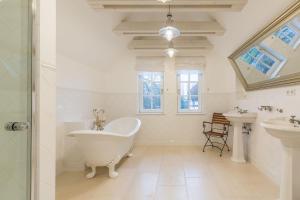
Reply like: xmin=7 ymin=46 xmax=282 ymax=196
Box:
xmin=5 ymin=122 xmax=31 ymax=131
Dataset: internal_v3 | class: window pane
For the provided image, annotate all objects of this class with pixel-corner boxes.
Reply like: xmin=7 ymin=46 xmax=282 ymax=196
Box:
xmin=249 ymin=47 xmax=261 ymax=58
xmin=142 ymin=72 xmax=151 ymax=81
xmin=190 ymin=72 xmax=199 ymax=81
xmin=143 ymin=96 xmax=151 ymax=109
xmin=190 ymin=82 xmax=198 ymax=95
xmin=287 ymin=30 xmax=296 ymax=38
xmin=180 ymin=83 xmax=188 ymax=95
xmin=180 ymin=96 xmax=189 ymax=109
xmin=190 ymin=96 xmax=199 ymax=110
xmin=153 ymin=72 xmax=162 ymax=82
xmin=279 ymin=35 xmax=292 ymax=44
xmin=255 ymin=62 xmax=270 ymax=74
xmin=242 ymin=53 xmax=255 ymax=65
xmin=152 ymin=96 xmax=161 ymax=109
xmin=143 ymin=81 xmax=151 ymax=95
xmin=151 ymin=82 xmax=161 ymax=95
xmin=180 ymin=73 xmax=188 ymax=81
xmin=260 ymin=55 xmax=275 ymax=67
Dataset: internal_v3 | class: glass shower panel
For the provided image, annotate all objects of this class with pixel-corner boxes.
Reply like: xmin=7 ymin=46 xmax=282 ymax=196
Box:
xmin=0 ymin=0 xmax=32 ymax=199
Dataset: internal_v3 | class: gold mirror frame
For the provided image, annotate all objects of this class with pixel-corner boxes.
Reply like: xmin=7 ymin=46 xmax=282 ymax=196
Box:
xmin=228 ymin=2 xmax=300 ymax=91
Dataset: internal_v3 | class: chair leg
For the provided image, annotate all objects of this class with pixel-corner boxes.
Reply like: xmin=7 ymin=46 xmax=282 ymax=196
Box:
xmin=202 ymin=134 xmax=209 ymax=152
xmin=223 ymin=135 xmax=230 ymax=151
xmin=219 ymin=135 xmax=230 ymax=156
xmin=220 ymin=138 xmax=226 ymax=157
xmin=202 ymin=134 xmax=212 ymax=152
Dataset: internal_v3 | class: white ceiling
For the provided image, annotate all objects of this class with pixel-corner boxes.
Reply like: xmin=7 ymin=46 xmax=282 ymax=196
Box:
xmin=57 ymin=0 xmax=297 ymax=70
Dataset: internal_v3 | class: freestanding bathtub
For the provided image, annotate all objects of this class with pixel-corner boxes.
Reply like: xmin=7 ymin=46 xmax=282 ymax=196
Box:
xmin=69 ymin=117 xmax=141 ymax=178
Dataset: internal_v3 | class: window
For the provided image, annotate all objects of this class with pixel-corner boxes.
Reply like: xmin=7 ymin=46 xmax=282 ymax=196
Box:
xmin=241 ymin=47 xmax=282 ymax=75
xmin=177 ymin=70 xmax=202 ymax=113
xmin=138 ymin=72 xmax=164 ymax=113
xmin=274 ymin=25 xmax=300 ymax=47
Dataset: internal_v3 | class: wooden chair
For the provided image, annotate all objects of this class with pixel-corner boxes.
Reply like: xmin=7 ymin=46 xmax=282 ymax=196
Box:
xmin=202 ymin=113 xmax=231 ymax=157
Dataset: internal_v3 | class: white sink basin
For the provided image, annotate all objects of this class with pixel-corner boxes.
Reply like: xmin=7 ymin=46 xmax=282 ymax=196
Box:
xmin=261 ymin=117 xmax=300 ymax=147
xmin=223 ymin=111 xmax=257 ymax=123
xmin=261 ymin=117 xmax=300 ymax=200
xmin=223 ymin=111 xmax=257 ymax=163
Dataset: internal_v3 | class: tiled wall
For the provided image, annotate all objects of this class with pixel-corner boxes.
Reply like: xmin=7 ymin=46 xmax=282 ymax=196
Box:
xmin=56 ymin=87 xmax=104 ymax=173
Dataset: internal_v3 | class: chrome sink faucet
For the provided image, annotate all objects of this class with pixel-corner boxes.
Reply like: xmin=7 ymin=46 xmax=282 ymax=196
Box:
xmin=93 ymin=109 xmax=106 ymax=131
xmin=234 ymin=106 xmax=248 ymax=114
xmin=289 ymin=115 xmax=300 ymax=126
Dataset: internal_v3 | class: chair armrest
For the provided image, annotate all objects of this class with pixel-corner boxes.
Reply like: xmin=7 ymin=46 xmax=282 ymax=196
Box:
xmin=203 ymin=121 xmax=212 ymax=132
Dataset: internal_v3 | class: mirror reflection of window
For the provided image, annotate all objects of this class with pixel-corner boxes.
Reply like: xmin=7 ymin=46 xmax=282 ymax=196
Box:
xmin=274 ymin=23 xmax=300 ymax=49
xmin=240 ymin=46 xmax=284 ymax=77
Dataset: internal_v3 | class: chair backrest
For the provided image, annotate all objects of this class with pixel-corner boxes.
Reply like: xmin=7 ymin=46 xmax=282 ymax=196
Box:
xmin=212 ymin=113 xmax=230 ymax=126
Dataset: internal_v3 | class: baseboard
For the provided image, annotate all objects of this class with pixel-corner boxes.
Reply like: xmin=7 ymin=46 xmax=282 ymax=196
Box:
xmin=63 ymin=160 xmax=85 ymax=172
xmin=248 ymin=156 xmax=280 ymax=186
xmin=135 ymin=140 xmax=202 ymax=146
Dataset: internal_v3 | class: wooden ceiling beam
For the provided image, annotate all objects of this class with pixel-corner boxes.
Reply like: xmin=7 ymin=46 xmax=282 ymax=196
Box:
xmin=128 ymin=36 xmax=213 ymax=56
xmin=87 ymin=0 xmax=247 ymax=12
xmin=114 ymin=20 xmax=225 ymax=36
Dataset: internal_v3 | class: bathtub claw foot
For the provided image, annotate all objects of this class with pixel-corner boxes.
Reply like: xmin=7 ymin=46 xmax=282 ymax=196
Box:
xmin=86 ymin=166 xmax=96 ymax=179
xmin=107 ymin=155 xmax=121 ymax=178
xmin=109 ymin=171 xmax=119 ymax=178
xmin=108 ymin=164 xmax=119 ymax=178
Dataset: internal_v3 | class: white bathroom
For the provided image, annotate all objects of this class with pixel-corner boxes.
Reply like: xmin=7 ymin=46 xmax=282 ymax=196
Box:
xmin=1 ymin=0 xmax=300 ymax=200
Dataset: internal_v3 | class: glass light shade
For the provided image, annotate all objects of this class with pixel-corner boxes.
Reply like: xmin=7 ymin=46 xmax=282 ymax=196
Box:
xmin=157 ymin=0 xmax=172 ymax=3
xmin=165 ymin=47 xmax=178 ymax=58
xmin=159 ymin=26 xmax=181 ymax=41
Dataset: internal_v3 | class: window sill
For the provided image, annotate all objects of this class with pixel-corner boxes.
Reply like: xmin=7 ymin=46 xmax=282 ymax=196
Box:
xmin=136 ymin=112 xmax=165 ymax=116
xmin=176 ymin=112 xmax=206 ymax=115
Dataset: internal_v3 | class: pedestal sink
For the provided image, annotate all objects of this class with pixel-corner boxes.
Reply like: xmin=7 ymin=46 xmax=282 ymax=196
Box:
xmin=261 ymin=117 xmax=300 ymax=200
xmin=223 ymin=111 xmax=257 ymax=163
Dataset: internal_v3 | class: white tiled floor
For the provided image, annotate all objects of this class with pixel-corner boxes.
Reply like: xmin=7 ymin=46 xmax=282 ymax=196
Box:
xmin=56 ymin=146 xmax=279 ymax=200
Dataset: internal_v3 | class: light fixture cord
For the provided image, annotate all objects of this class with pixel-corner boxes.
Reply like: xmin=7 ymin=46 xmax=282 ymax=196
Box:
xmin=167 ymin=4 xmax=172 ymax=21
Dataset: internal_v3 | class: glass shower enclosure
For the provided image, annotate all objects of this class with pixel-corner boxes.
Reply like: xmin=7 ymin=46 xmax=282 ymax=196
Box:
xmin=0 ymin=0 xmax=33 ymax=199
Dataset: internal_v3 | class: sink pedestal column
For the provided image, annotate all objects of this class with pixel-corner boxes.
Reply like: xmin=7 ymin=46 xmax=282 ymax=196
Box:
xmin=280 ymin=146 xmax=300 ymax=200
xmin=231 ymin=122 xmax=246 ymax=163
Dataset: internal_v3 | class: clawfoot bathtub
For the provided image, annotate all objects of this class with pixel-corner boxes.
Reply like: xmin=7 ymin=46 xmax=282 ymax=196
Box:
xmin=69 ymin=117 xmax=141 ymax=178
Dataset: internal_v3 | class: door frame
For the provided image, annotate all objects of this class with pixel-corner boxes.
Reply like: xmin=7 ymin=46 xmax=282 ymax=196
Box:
xmin=30 ymin=0 xmax=38 ymax=199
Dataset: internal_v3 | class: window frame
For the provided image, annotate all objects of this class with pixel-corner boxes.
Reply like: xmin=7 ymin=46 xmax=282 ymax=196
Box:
xmin=176 ymin=70 xmax=202 ymax=113
xmin=138 ymin=71 xmax=164 ymax=114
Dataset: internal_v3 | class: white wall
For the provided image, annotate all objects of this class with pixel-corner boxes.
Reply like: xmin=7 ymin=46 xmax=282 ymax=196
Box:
xmin=56 ymin=54 xmax=106 ymax=174
xmin=56 ymin=50 xmax=236 ymax=172
xmin=101 ymin=51 xmax=236 ymax=146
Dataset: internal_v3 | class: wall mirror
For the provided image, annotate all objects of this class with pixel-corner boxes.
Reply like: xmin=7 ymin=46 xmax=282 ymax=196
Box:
xmin=229 ymin=2 xmax=300 ymax=91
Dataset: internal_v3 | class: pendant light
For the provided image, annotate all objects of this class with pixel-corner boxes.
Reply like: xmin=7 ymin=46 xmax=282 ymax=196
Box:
xmin=159 ymin=5 xmax=180 ymax=41
xmin=164 ymin=41 xmax=178 ymax=58
xmin=157 ymin=0 xmax=172 ymax=3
